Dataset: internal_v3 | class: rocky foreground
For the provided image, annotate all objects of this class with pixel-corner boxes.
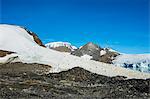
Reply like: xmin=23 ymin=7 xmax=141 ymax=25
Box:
xmin=0 ymin=63 xmax=150 ymax=99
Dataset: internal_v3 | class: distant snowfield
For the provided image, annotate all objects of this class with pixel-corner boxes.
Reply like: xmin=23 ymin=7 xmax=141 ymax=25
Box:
xmin=0 ymin=24 xmax=150 ymax=79
xmin=113 ymin=54 xmax=150 ymax=73
xmin=113 ymin=54 xmax=150 ymax=64
xmin=45 ymin=41 xmax=77 ymax=51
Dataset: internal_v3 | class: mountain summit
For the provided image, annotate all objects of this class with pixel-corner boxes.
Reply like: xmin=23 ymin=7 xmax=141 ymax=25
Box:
xmin=71 ymin=42 xmax=120 ymax=63
xmin=71 ymin=42 xmax=102 ymax=61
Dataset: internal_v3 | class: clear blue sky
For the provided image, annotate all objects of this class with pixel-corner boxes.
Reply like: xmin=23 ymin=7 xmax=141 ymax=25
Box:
xmin=1 ymin=0 xmax=149 ymax=54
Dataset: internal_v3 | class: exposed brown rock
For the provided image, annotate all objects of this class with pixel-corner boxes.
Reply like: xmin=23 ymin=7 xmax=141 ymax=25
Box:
xmin=29 ymin=32 xmax=45 ymax=47
xmin=0 ymin=50 xmax=15 ymax=57
xmin=22 ymin=27 xmax=45 ymax=47
xmin=99 ymin=51 xmax=120 ymax=64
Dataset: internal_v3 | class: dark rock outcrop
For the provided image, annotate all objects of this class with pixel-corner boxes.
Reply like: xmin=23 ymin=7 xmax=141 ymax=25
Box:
xmin=0 ymin=50 xmax=15 ymax=57
xmin=99 ymin=49 xmax=120 ymax=64
xmin=29 ymin=32 xmax=45 ymax=47
xmin=0 ymin=62 xmax=51 ymax=75
xmin=22 ymin=27 xmax=45 ymax=47
xmin=71 ymin=42 xmax=120 ymax=63
xmin=71 ymin=42 xmax=102 ymax=61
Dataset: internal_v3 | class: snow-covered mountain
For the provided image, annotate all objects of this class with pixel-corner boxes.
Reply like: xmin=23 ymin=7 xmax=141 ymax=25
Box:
xmin=45 ymin=41 xmax=121 ymax=63
xmin=45 ymin=42 xmax=77 ymax=52
xmin=0 ymin=24 xmax=150 ymax=79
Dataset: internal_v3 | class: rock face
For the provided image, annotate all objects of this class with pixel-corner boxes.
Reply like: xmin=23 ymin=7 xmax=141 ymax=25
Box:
xmin=71 ymin=42 xmax=120 ymax=63
xmin=71 ymin=42 xmax=102 ymax=61
xmin=0 ymin=63 xmax=150 ymax=98
xmin=29 ymin=32 xmax=45 ymax=47
xmin=0 ymin=50 xmax=15 ymax=57
xmin=23 ymin=27 xmax=45 ymax=47
xmin=99 ymin=48 xmax=120 ymax=64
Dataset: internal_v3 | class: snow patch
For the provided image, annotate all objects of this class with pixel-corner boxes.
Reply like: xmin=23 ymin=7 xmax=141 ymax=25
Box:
xmin=81 ymin=54 xmax=92 ymax=60
xmin=100 ymin=50 xmax=106 ymax=56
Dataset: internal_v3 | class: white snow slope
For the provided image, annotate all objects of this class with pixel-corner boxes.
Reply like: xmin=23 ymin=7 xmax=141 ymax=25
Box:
xmin=0 ymin=24 xmax=150 ymax=79
xmin=113 ymin=54 xmax=150 ymax=73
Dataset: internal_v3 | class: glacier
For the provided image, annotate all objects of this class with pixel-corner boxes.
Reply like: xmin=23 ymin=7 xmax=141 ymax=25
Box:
xmin=113 ymin=54 xmax=150 ymax=73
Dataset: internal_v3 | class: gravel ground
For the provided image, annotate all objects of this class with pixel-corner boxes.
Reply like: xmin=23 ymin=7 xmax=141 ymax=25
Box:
xmin=0 ymin=62 xmax=150 ymax=99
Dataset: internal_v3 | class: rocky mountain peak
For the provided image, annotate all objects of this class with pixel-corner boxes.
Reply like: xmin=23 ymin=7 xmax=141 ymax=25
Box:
xmin=71 ymin=42 xmax=102 ymax=61
xmin=80 ymin=42 xmax=102 ymax=51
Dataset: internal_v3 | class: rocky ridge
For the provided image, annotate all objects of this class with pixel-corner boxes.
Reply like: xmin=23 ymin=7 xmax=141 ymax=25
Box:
xmin=22 ymin=27 xmax=45 ymax=47
xmin=71 ymin=42 xmax=120 ymax=63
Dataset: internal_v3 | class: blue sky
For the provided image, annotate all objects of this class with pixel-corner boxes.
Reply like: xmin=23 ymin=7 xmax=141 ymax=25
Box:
xmin=1 ymin=0 xmax=149 ymax=54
